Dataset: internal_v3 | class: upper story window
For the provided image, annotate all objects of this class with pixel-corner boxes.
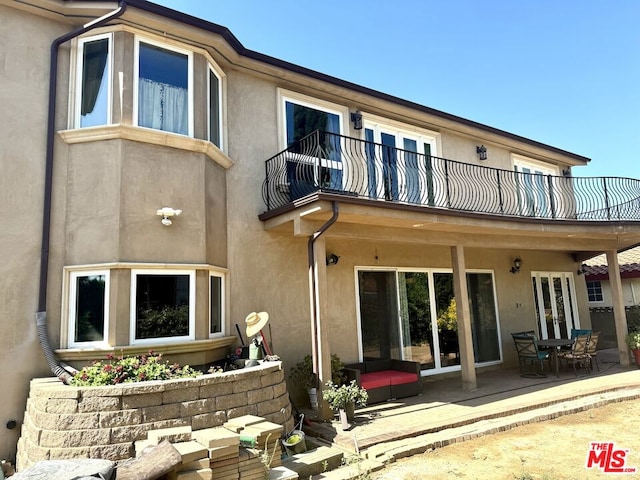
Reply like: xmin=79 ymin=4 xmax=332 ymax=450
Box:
xmin=71 ymin=30 xmax=227 ymax=152
xmin=76 ymin=34 xmax=112 ymax=128
xmin=135 ymin=39 xmax=193 ymax=136
xmin=586 ymin=280 xmax=604 ymax=302
xmin=68 ymin=270 xmax=109 ymax=347
xmin=279 ymin=90 xmax=347 ymax=197
xmin=512 ymin=154 xmax=560 ymax=218
xmin=208 ymin=66 xmax=222 ymax=148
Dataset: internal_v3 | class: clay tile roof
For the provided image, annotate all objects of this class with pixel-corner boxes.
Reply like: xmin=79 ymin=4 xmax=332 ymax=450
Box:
xmin=584 ymin=247 xmax=640 ymax=278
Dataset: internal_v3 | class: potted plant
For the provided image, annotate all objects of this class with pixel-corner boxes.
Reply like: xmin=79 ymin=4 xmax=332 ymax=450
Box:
xmin=289 ymin=354 xmax=346 ymax=410
xmin=289 ymin=355 xmax=318 ymax=409
xmin=625 ymin=331 xmax=640 ymax=367
xmin=322 ymin=380 xmax=368 ymax=430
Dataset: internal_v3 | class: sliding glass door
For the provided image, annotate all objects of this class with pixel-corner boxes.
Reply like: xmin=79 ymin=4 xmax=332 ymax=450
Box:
xmin=357 ymin=269 xmax=501 ymax=374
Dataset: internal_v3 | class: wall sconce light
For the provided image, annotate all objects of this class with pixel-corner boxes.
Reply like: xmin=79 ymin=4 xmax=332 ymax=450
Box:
xmin=510 ymin=257 xmax=522 ymax=274
xmin=562 ymin=168 xmax=571 ymax=177
xmin=577 ymin=264 xmax=587 ymax=275
xmin=156 ymin=206 xmax=182 ymax=226
xmin=326 ymin=253 xmax=340 ymax=266
xmin=350 ymin=111 xmax=363 ymax=130
xmin=476 ymin=145 xmax=487 ymax=161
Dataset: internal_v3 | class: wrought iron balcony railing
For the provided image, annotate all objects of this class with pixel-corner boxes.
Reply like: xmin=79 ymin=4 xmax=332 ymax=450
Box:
xmin=262 ymin=130 xmax=640 ymax=221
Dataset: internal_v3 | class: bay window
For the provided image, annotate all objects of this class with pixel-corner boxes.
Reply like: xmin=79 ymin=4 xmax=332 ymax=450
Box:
xmin=135 ymin=39 xmax=193 ymax=136
xmin=68 ymin=271 xmax=109 ymax=347
xmin=76 ymin=34 xmax=111 ymax=128
xmin=131 ymin=269 xmax=195 ymax=344
xmin=210 ymin=272 xmax=225 ymax=336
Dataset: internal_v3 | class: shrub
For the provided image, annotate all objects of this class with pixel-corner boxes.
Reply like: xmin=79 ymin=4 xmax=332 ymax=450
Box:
xmin=70 ymin=351 xmax=201 ymax=386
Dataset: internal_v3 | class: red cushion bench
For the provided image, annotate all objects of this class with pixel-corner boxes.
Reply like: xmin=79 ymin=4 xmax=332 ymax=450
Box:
xmin=343 ymin=359 xmax=422 ymax=404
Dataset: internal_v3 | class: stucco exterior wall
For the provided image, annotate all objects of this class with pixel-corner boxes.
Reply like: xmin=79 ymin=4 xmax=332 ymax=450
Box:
xmin=0 ymin=4 xmax=72 ymax=460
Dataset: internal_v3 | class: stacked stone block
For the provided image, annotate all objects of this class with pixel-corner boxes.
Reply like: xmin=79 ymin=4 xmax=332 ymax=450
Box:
xmin=16 ymin=362 xmax=293 ymax=472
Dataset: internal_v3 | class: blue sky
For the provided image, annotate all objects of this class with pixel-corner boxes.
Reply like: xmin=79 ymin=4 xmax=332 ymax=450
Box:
xmin=156 ymin=0 xmax=639 ymax=178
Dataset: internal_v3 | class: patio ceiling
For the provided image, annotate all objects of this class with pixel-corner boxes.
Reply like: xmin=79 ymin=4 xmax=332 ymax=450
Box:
xmin=260 ymin=194 xmax=640 ymax=262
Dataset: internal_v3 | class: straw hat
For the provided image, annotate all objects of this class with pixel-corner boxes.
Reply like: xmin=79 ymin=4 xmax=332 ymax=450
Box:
xmin=245 ymin=311 xmax=269 ymax=337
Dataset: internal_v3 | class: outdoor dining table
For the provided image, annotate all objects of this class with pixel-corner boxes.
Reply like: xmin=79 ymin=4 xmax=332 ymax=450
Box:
xmin=537 ymin=338 xmax=574 ymax=377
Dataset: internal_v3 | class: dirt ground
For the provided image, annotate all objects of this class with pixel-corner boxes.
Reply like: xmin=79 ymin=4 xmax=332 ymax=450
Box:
xmin=371 ymin=399 xmax=640 ymax=480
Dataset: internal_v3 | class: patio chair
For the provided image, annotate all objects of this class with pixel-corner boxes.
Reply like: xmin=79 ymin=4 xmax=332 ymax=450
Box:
xmin=511 ymin=333 xmax=550 ymax=378
xmin=586 ymin=331 xmax=601 ymax=372
xmin=558 ymin=334 xmax=590 ymax=376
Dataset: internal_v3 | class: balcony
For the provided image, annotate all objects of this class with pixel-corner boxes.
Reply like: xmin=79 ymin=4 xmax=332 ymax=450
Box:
xmin=262 ymin=131 xmax=640 ymax=222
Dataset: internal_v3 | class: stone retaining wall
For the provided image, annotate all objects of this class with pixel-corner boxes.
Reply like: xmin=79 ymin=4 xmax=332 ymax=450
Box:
xmin=16 ymin=362 xmax=293 ymax=472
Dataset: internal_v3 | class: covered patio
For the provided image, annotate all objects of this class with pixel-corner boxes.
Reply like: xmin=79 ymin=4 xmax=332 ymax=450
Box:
xmin=301 ymin=349 xmax=640 ymax=458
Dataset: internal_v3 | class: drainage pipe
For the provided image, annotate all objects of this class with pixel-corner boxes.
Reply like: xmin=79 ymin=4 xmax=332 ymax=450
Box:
xmin=307 ymin=201 xmax=339 ymax=387
xmin=37 ymin=1 xmax=127 ymax=383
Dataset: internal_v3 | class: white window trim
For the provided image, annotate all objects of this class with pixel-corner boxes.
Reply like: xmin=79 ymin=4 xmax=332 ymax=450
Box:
xmin=277 ymin=88 xmax=348 ymax=151
xmin=68 ymin=270 xmax=110 ymax=348
xmin=74 ymin=33 xmax=113 ymax=129
xmin=130 ymin=269 xmax=196 ymax=345
xmin=361 ymin=114 xmax=441 ymax=156
xmin=512 ymin=154 xmax=559 ymax=175
xmin=586 ymin=280 xmax=605 ymax=303
xmin=133 ymin=36 xmax=194 ymax=137
xmin=207 ymin=64 xmax=224 ymax=150
xmin=209 ymin=270 xmax=226 ymax=338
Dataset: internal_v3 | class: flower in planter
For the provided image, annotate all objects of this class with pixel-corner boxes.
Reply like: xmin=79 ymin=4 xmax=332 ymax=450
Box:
xmin=70 ymin=351 xmax=201 ymax=386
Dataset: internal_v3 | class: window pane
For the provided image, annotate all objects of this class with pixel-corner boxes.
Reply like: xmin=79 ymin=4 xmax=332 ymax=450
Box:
xmin=138 ymin=43 xmax=189 ymax=135
xmin=285 ymin=101 xmax=340 ymax=147
xmin=358 ymin=271 xmax=401 ymax=360
xmin=399 ymin=272 xmax=434 ymax=370
xmin=80 ymin=38 xmax=109 ymax=127
xmin=209 ymin=69 xmax=221 ymax=147
xmin=74 ymin=274 xmax=106 ymax=342
xmin=210 ymin=275 xmax=222 ymax=335
xmin=135 ymin=274 xmax=190 ymax=339
xmin=433 ymin=273 xmax=460 ymax=367
xmin=467 ymin=273 xmax=500 ymax=363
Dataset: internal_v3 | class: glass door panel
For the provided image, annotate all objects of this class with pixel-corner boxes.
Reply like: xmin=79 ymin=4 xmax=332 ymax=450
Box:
xmin=532 ymin=272 xmax=578 ymax=339
xmin=398 ymin=272 xmax=435 ymax=370
xmin=468 ymin=273 xmax=500 ymax=363
xmin=357 ymin=271 xmax=401 ymax=360
xmin=433 ymin=273 xmax=460 ymax=367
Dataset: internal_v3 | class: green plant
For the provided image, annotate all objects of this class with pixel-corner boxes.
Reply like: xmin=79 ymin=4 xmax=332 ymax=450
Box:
xmin=289 ymin=354 xmax=345 ymax=389
xmin=626 ymin=331 xmax=640 ymax=350
xmin=70 ymin=351 xmax=201 ymax=386
xmin=289 ymin=355 xmax=316 ymax=390
xmin=322 ymin=380 xmax=368 ymax=411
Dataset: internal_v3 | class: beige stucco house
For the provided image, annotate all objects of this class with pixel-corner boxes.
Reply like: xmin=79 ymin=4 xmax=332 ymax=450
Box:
xmin=2 ymin=0 xmax=640 ymax=461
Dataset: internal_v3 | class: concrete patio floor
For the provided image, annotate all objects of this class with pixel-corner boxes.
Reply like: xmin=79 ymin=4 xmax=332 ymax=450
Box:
xmin=302 ymin=349 xmax=640 ymax=465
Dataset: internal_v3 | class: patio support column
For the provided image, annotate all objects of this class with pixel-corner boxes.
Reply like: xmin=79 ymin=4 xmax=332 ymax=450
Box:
xmin=310 ymin=236 xmax=334 ymax=419
xmin=451 ymin=245 xmax=476 ymax=390
xmin=606 ymin=250 xmax=630 ymax=367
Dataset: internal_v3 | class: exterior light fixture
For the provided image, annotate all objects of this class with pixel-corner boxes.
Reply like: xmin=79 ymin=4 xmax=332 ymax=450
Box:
xmin=326 ymin=253 xmax=340 ymax=266
xmin=156 ymin=206 xmax=182 ymax=226
xmin=476 ymin=145 xmax=487 ymax=161
xmin=350 ymin=111 xmax=363 ymax=130
xmin=510 ymin=257 xmax=522 ymax=274
xmin=577 ymin=264 xmax=587 ymax=275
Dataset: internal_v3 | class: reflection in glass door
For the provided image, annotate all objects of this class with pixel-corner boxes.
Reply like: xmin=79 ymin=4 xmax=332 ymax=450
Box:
xmin=358 ymin=269 xmax=501 ymax=374
xmin=532 ymin=272 xmax=578 ymax=339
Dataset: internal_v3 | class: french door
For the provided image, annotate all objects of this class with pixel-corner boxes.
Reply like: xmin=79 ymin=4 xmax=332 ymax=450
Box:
xmin=531 ymin=272 xmax=579 ymax=339
xmin=514 ymin=157 xmax=559 ymax=218
xmin=364 ymin=123 xmax=437 ymax=204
